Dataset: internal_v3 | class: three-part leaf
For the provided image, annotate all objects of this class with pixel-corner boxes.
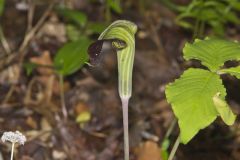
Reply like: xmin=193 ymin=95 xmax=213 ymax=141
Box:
xmin=54 ymin=37 xmax=91 ymax=76
xmin=166 ymin=68 xmax=226 ymax=144
xmin=183 ymin=38 xmax=240 ymax=71
xmin=166 ymin=38 xmax=240 ymax=144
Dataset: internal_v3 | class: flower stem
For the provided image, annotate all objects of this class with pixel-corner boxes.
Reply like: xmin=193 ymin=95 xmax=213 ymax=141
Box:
xmin=168 ymin=135 xmax=180 ymax=160
xmin=121 ymin=97 xmax=129 ymax=160
xmin=10 ymin=143 xmax=15 ymax=160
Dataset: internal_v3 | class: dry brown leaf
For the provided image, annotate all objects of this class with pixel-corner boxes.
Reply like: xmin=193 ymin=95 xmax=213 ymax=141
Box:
xmin=74 ymin=102 xmax=89 ymax=115
xmin=30 ymin=51 xmax=53 ymax=75
xmin=26 ymin=116 xmax=38 ymax=129
xmin=137 ymin=141 xmax=162 ymax=160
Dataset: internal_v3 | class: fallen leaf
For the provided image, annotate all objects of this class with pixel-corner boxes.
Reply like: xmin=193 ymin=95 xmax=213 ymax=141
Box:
xmin=74 ymin=102 xmax=89 ymax=115
xmin=26 ymin=116 xmax=38 ymax=129
xmin=137 ymin=141 xmax=162 ymax=160
xmin=30 ymin=51 xmax=53 ymax=75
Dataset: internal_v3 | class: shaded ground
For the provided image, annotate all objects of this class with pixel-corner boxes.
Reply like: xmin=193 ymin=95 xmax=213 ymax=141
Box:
xmin=0 ymin=0 xmax=240 ymax=160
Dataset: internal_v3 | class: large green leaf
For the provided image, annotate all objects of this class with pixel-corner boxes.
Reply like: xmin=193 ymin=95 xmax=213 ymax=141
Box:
xmin=219 ymin=66 xmax=240 ymax=79
xmin=165 ymin=68 xmax=226 ymax=144
xmin=54 ymin=37 xmax=91 ymax=76
xmin=183 ymin=38 xmax=240 ymax=71
xmin=213 ymin=93 xmax=236 ymax=125
xmin=0 ymin=0 xmax=4 ymax=16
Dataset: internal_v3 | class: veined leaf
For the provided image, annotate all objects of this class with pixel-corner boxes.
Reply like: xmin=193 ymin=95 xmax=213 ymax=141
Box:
xmin=183 ymin=38 xmax=240 ymax=71
xmin=165 ymin=68 xmax=226 ymax=144
xmin=54 ymin=37 xmax=91 ymax=76
xmin=213 ymin=93 xmax=236 ymax=125
xmin=219 ymin=66 xmax=240 ymax=79
xmin=0 ymin=0 xmax=4 ymax=16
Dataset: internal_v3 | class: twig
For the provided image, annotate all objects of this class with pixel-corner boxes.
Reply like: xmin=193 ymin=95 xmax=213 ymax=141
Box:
xmin=18 ymin=2 xmax=54 ymax=54
xmin=3 ymin=2 xmax=55 ymax=104
xmin=0 ymin=26 xmax=11 ymax=54
xmin=2 ymin=85 xmax=15 ymax=104
xmin=59 ymin=74 xmax=68 ymax=120
xmin=27 ymin=0 xmax=35 ymax=32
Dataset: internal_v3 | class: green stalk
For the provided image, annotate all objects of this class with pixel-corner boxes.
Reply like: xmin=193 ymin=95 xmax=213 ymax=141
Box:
xmin=98 ymin=20 xmax=137 ymax=160
xmin=193 ymin=19 xmax=200 ymax=38
xmin=168 ymin=135 xmax=180 ymax=160
xmin=122 ymin=97 xmax=129 ymax=160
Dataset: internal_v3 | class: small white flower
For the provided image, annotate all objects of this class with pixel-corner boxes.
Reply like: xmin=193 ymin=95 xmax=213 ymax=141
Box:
xmin=1 ymin=131 xmax=26 ymax=145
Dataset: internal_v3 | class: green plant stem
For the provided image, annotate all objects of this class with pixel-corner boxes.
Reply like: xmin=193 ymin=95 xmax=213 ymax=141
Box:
xmin=168 ymin=135 xmax=180 ymax=160
xmin=59 ymin=74 xmax=68 ymax=119
xmin=199 ymin=20 xmax=205 ymax=38
xmin=193 ymin=19 xmax=200 ymax=38
xmin=165 ymin=118 xmax=177 ymax=139
xmin=10 ymin=143 xmax=15 ymax=160
xmin=121 ymin=97 xmax=129 ymax=160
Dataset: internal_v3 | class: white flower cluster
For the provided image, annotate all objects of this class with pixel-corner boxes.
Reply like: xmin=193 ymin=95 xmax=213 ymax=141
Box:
xmin=1 ymin=131 xmax=26 ymax=145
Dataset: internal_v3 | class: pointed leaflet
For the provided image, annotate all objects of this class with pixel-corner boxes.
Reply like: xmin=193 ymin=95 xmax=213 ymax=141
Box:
xmin=183 ymin=38 xmax=240 ymax=71
xmin=165 ymin=68 xmax=226 ymax=144
xmin=219 ymin=66 xmax=240 ymax=79
xmin=213 ymin=93 xmax=236 ymax=126
xmin=98 ymin=20 xmax=137 ymax=98
xmin=54 ymin=37 xmax=91 ymax=76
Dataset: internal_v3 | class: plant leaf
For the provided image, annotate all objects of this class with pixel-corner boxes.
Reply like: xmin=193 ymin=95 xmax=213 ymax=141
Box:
xmin=66 ymin=24 xmax=81 ymax=41
xmin=58 ymin=8 xmax=87 ymax=26
xmin=0 ymin=0 xmax=4 ymax=16
xmin=23 ymin=62 xmax=38 ymax=76
xmin=54 ymin=37 xmax=91 ymax=76
xmin=165 ymin=68 xmax=226 ymax=144
xmin=183 ymin=38 xmax=240 ymax=71
xmin=87 ymin=22 xmax=108 ymax=34
xmin=107 ymin=0 xmax=122 ymax=14
xmin=213 ymin=93 xmax=236 ymax=125
xmin=219 ymin=66 xmax=240 ymax=79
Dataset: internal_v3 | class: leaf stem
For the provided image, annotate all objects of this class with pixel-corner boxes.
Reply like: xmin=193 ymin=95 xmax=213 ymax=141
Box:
xmin=121 ymin=97 xmax=129 ymax=160
xmin=168 ymin=135 xmax=180 ymax=160
xmin=165 ymin=118 xmax=177 ymax=139
xmin=10 ymin=142 xmax=15 ymax=160
xmin=59 ymin=74 xmax=68 ymax=119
